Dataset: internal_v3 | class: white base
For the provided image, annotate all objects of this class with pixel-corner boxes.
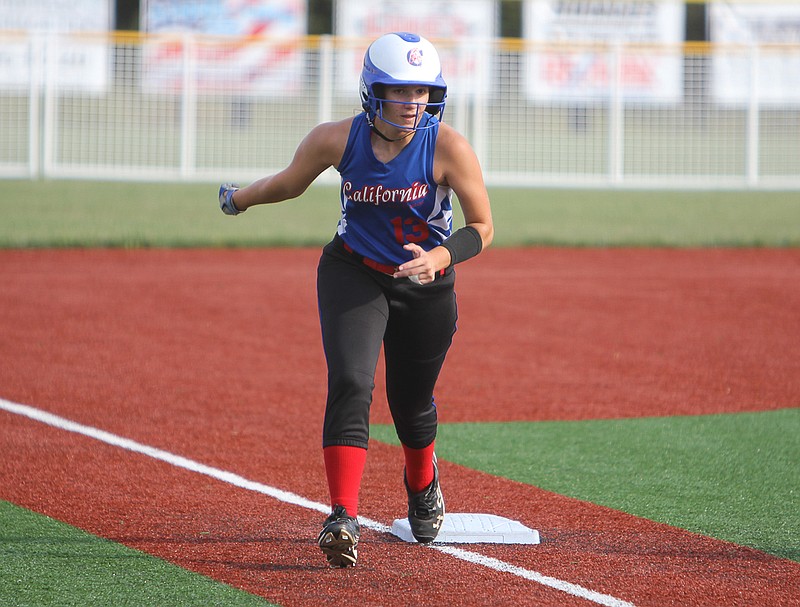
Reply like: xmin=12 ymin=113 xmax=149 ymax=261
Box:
xmin=391 ymin=513 xmax=540 ymax=545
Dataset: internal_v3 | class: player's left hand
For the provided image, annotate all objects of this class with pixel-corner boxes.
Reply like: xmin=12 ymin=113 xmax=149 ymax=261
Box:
xmin=395 ymin=243 xmax=439 ymax=285
xmin=219 ymin=183 xmax=243 ymax=215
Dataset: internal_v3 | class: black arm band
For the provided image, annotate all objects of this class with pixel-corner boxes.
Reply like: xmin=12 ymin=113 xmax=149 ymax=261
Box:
xmin=442 ymin=226 xmax=483 ymax=267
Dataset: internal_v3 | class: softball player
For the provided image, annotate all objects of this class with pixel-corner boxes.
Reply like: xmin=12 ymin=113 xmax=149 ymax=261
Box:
xmin=219 ymin=32 xmax=493 ymax=567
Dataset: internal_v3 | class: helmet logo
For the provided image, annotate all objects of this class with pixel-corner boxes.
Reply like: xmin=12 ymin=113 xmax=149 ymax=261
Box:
xmin=407 ymin=47 xmax=423 ymax=67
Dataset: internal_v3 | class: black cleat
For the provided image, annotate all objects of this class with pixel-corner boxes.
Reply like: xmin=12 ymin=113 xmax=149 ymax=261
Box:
xmin=317 ymin=505 xmax=361 ymax=568
xmin=405 ymin=455 xmax=445 ymax=544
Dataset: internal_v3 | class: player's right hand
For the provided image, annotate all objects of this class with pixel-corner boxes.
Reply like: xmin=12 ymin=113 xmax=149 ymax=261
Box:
xmin=219 ymin=183 xmax=243 ymax=215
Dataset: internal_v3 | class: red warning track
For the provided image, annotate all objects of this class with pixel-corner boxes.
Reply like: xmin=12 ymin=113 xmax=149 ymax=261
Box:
xmin=1 ymin=248 xmax=799 ymax=607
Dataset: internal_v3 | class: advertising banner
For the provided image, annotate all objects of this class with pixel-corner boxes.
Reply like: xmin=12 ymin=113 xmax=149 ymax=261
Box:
xmin=523 ymin=0 xmax=685 ymax=103
xmin=0 ymin=0 xmax=111 ymax=91
xmin=710 ymin=2 xmax=800 ymax=105
xmin=141 ymin=0 xmax=307 ymax=94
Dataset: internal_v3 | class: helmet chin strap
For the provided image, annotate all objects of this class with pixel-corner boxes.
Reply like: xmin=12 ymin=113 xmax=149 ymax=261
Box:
xmin=366 ymin=114 xmax=415 ymax=143
xmin=370 ymin=123 xmax=415 ymax=143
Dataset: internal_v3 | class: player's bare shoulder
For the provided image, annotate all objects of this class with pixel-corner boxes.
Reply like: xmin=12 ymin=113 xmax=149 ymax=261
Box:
xmin=434 ymin=121 xmax=481 ymax=186
xmin=276 ymin=116 xmax=354 ymax=193
xmin=435 ymin=122 xmax=474 ymax=155
xmin=301 ymin=117 xmax=354 ymax=169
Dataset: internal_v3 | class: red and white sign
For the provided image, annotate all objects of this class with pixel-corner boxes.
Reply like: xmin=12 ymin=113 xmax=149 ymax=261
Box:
xmin=141 ymin=0 xmax=307 ymax=94
xmin=523 ymin=0 xmax=685 ymax=103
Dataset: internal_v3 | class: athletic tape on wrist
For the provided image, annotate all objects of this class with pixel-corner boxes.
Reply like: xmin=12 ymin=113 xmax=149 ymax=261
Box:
xmin=441 ymin=226 xmax=483 ymax=266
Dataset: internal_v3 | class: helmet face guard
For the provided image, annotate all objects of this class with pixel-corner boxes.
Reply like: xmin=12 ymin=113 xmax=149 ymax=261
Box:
xmin=360 ymin=33 xmax=447 ymax=131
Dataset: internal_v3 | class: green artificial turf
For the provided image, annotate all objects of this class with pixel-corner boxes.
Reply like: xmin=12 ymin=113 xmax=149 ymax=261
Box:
xmin=371 ymin=408 xmax=800 ymax=562
xmin=0 ymin=501 xmax=277 ymax=607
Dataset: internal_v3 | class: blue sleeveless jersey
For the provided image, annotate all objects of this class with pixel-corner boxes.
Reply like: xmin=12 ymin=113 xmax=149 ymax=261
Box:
xmin=336 ymin=113 xmax=453 ymax=267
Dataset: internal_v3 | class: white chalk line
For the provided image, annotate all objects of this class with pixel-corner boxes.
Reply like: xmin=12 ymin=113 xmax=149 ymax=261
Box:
xmin=1 ymin=397 xmax=635 ymax=607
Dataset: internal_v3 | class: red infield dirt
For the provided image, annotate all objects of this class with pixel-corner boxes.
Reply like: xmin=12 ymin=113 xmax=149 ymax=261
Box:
xmin=1 ymin=247 xmax=799 ymax=607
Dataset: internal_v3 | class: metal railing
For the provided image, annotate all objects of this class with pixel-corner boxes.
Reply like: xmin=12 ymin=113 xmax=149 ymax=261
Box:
xmin=2 ymin=32 xmax=799 ymax=189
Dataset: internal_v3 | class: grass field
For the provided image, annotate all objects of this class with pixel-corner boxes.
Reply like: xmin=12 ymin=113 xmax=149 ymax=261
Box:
xmin=2 ymin=180 xmax=800 ymax=248
xmin=1 ymin=179 xmax=798 ymax=605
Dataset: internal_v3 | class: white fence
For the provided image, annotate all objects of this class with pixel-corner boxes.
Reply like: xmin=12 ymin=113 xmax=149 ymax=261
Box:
xmin=2 ymin=31 xmax=799 ymax=189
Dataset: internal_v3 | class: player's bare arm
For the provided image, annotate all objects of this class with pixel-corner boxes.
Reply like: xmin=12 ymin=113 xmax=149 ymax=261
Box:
xmin=226 ymin=118 xmax=352 ymax=212
xmin=435 ymin=123 xmax=493 ymax=247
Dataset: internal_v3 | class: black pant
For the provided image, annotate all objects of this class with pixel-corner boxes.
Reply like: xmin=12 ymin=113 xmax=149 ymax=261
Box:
xmin=317 ymin=236 xmax=458 ymax=450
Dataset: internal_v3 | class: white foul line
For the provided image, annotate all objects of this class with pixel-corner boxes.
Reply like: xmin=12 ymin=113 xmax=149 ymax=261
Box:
xmin=1 ymin=398 xmax=635 ymax=607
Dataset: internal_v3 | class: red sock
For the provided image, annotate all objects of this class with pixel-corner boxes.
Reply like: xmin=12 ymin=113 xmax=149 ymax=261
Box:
xmin=323 ymin=445 xmax=367 ymax=517
xmin=402 ymin=442 xmax=435 ymax=493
